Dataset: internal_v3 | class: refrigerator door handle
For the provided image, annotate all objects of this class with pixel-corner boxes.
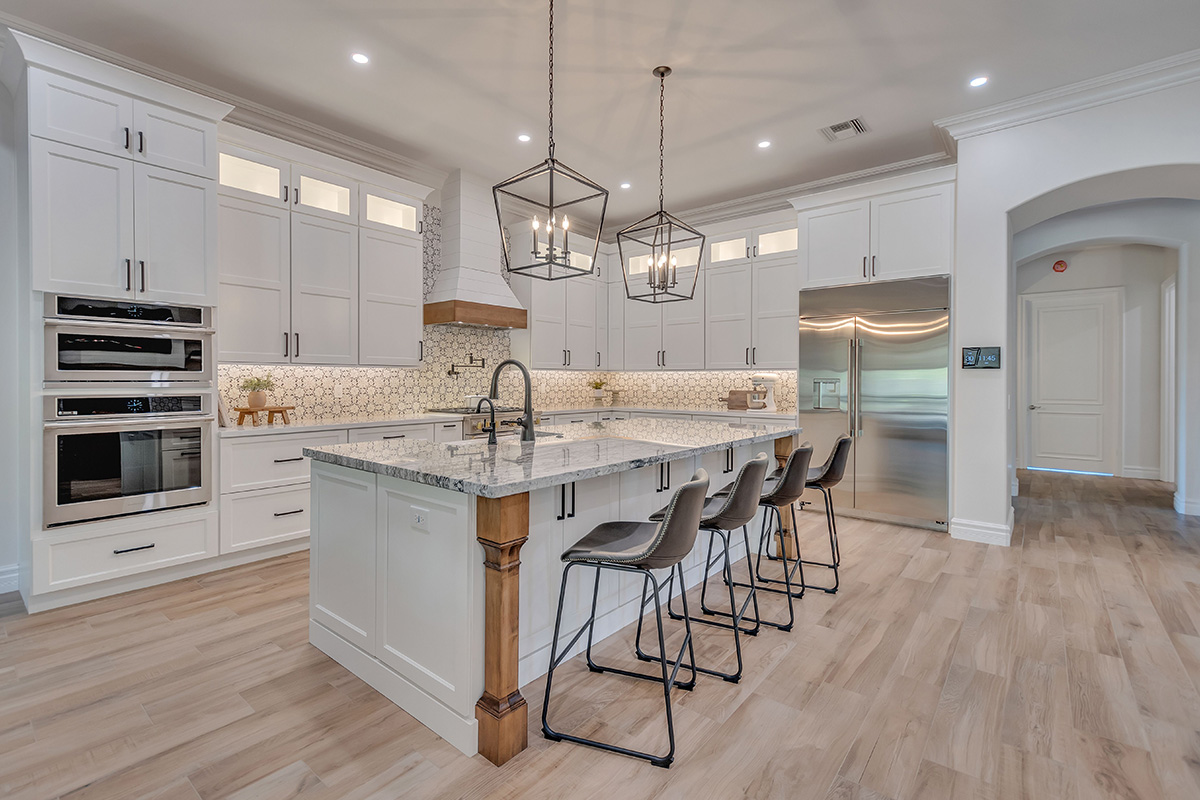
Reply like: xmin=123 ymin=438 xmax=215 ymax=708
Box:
xmin=855 ymin=337 xmax=865 ymax=437
xmin=848 ymin=338 xmax=856 ymax=437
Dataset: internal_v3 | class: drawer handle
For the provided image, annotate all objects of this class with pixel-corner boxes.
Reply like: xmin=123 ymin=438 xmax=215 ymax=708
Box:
xmin=273 ymin=457 xmax=304 ymax=463
xmin=383 ymin=434 xmax=407 ymax=440
xmin=273 ymin=509 xmax=305 ymax=517
xmin=113 ymin=543 xmax=155 ymax=555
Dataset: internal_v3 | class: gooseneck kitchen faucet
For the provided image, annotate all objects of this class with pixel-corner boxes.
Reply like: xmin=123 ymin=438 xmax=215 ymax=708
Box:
xmin=488 ymin=359 xmax=536 ymax=442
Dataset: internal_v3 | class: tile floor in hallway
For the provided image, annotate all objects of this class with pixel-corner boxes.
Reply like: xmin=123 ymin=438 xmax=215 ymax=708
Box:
xmin=0 ymin=470 xmax=1198 ymax=799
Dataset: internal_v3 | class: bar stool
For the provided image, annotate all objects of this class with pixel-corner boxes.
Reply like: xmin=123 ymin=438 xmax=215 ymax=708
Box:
xmin=542 ymin=469 xmax=710 ymax=768
xmin=799 ymin=434 xmax=852 ymax=594
xmin=725 ymin=444 xmax=815 ymax=631
xmin=644 ymin=453 xmax=771 ymax=684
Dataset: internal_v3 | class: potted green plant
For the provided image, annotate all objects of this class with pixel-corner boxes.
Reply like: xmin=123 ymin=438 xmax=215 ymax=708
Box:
xmin=240 ymin=374 xmax=276 ymax=409
xmin=590 ymin=379 xmax=606 ymax=403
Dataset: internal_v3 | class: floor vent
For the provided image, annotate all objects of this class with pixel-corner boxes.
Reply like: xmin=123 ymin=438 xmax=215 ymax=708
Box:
xmin=819 ymin=118 xmax=869 ymax=142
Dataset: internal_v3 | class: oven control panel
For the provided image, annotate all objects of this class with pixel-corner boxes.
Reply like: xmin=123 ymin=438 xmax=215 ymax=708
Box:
xmin=52 ymin=395 xmax=206 ymax=418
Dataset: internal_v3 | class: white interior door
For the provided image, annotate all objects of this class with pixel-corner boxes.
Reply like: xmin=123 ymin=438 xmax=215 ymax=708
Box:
xmin=1024 ymin=288 xmax=1121 ymax=474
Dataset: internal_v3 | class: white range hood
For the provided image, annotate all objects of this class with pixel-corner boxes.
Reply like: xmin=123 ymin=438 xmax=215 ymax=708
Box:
xmin=424 ymin=169 xmax=527 ymax=329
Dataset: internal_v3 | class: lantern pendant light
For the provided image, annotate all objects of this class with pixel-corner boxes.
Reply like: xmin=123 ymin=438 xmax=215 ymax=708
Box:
xmin=617 ymin=66 xmax=705 ymax=303
xmin=493 ymin=0 xmax=608 ymax=282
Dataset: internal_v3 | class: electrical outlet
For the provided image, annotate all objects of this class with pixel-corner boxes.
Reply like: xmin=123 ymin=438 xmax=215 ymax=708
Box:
xmin=334 ymin=384 xmax=344 ymax=399
xmin=411 ymin=507 xmax=429 ymax=531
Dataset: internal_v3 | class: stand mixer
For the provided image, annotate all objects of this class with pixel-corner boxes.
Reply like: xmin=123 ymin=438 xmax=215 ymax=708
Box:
xmin=747 ymin=373 xmax=779 ymax=413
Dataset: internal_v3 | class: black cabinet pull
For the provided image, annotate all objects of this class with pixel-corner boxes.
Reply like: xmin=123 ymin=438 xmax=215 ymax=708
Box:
xmin=282 ymin=184 xmax=288 ymax=202
xmin=665 ymin=461 xmax=671 ymax=490
xmin=662 ymin=350 xmax=666 ymax=367
xmin=273 ymin=509 xmax=304 ymax=517
xmin=596 ymin=351 xmax=600 ymax=368
xmin=871 ymin=255 xmax=877 ymax=277
xmin=294 ymin=333 xmax=300 ymax=357
xmin=418 ymin=220 xmax=424 ymax=234
xmin=125 ymin=258 xmax=132 ymax=291
xmin=382 ymin=434 xmax=407 ymax=440
xmin=862 ymin=256 xmax=867 ymax=278
xmin=567 ymin=482 xmax=576 ymax=519
xmin=419 ymin=340 xmax=424 ymax=361
xmin=752 ymin=346 xmax=756 ymax=364
xmin=139 ymin=260 xmax=146 ymax=292
xmin=746 ymin=347 xmax=750 ymax=365
xmin=293 ymin=186 xmax=299 ymax=204
xmin=283 ymin=332 xmax=289 ymax=357
xmin=567 ymin=350 xmax=571 ymax=366
xmin=273 ymin=456 xmax=304 ymax=463
xmin=124 ymin=127 xmax=131 ymax=150
xmin=138 ymin=131 xmax=145 ymax=154
xmin=557 ymin=483 xmax=566 ymax=521
xmin=113 ymin=543 xmax=154 ymax=555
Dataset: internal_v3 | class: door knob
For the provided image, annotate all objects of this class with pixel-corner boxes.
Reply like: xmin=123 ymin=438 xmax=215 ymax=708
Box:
xmin=1028 ymin=404 xmax=1042 ymax=410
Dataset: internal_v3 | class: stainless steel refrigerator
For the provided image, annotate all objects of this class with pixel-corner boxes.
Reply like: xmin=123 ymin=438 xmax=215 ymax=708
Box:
xmin=797 ymin=277 xmax=949 ymax=528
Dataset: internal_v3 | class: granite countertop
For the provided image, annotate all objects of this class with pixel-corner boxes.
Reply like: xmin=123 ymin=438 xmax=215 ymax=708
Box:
xmin=543 ymin=406 xmax=796 ymax=420
xmin=220 ymin=411 xmax=463 ymax=438
xmin=303 ymin=418 xmax=802 ymax=498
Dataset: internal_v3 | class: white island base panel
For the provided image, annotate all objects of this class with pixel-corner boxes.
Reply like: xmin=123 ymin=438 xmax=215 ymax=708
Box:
xmin=308 ymin=443 xmax=766 ymax=757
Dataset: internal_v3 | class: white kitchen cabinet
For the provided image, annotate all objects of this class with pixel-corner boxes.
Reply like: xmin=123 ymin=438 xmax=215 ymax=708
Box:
xmin=434 ymin=421 xmax=463 ymax=442
xmin=291 ymin=164 xmax=357 ymax=222
xmin=607 ymin=280 xmax=625 ymax=371
xmin=218 ymin=144 xmax=290 ymax=207
xmin=623 ymin=295 xmax=663 ymax=370
xmin=291 ymin=215 xmax=359 ymax=365
xmin=27 ymin=68 xmax=134 ymax=157
xmin=750 ymin=253 xmax=800 ymax=369
xmin=620 ymin=269 xmax=705 ymax=371
xmin=29 ymin=138 xmax=135 ymax=299
xmin=795 ymin=175 xmax=955 ymax=289
xmin=217 ymin=196 xmax=292 ymax=362
xmin=551 ymin=412 xmax=599 ymax=425
xmin=360 ymin=184 xmax=422 ymax=236
xmin=30 ymin=138 xmax=217 ymax=304
xmin=348 ymin=423 xmax=437 ymax=443
xmin=705 ymin=263 xmax=754 ymax=369
xmin=219 ymin=429 xmax=347 ymax=494
xmin=359 ymin=228 xmax=423 ymax=367
xmin=133 ymin=100 xmax=219 ymax=179
xmin=596 ymin=275 xmax=609 ymax=370
xmin=798 ymin=200 xmax=871 ymax=288
xmin=220 ymin=485 xmax=311 ymax=553
xmin=133 ymin=163 xmax=218 ymax=305
xmin=311 ymin=462 xmax=378 ymax=652
xmin=565 ymin=276 xmax=597 ymax=370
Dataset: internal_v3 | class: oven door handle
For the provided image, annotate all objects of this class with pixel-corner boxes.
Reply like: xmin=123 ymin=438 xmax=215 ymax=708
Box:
xmin=44 ymin=317 xmax=216 ymax=335
xmin=44 ymin=415 xmax=215 ymax=430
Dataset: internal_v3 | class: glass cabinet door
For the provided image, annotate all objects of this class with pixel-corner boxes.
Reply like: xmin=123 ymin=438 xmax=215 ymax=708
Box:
xmin=708 ymin=233 xmax=751 ymax=268
xmin=753 ymin=222 xmax=799 ymax=260
xmin=360 ymin=184 xmax=422 ymax=237
xmin=290 ymin=165 xmax=358 ymax=222
xmin=217 ymin=145 xmax=290 ymax=207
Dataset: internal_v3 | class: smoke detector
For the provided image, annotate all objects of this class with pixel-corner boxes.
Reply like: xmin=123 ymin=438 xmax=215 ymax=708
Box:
xmin=819 ymin=118 xmax=869 ymax=142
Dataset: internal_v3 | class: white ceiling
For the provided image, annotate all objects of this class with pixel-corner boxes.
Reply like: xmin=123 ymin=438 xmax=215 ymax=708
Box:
xmin=3 ymin=0 xmax=1200 ymax=228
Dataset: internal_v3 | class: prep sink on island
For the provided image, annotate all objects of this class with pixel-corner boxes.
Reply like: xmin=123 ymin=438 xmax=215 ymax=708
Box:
xmin=303 ymin=418 xmax=800 ymax=765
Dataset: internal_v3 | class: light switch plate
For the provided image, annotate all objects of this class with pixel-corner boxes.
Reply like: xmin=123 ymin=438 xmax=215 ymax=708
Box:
xmin=411 ymin=506 xmax=429 ymax=531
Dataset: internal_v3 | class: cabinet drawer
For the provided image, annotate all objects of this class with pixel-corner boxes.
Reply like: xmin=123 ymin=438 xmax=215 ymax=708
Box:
xmin=33 ymin=511 xmax=217 ymax=593
xmin=434 ymin=421 xmax=462 ymax=442
xmin=347 ymin=423 xmax=436 ymax=443
xmin=220 ymin=430 xmax=346 ymax=493
xmin=220 ymin=485 xmax=310 ymax=553
xmin=553 ymin=413 xmax=599 ymax=425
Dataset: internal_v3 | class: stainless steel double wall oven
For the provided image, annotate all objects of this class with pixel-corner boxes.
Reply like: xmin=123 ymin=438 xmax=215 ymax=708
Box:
xmin=43 ymin=296 xmax=216 ymax=527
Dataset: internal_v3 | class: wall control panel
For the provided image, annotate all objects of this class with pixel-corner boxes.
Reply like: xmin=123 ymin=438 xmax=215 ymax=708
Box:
xmin=962 ymin=347 xmax=1001 ymax=369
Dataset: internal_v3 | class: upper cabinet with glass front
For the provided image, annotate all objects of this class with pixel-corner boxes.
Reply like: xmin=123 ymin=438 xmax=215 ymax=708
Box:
xmin=360 ymin=184 xmax=423 ymax=239
xmin=218 ymin=145 xmax=290 ymax=207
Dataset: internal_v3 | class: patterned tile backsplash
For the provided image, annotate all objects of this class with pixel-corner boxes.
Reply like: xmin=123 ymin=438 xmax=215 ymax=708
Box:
xmin=218 ymin=202 xmax=795 ymax=420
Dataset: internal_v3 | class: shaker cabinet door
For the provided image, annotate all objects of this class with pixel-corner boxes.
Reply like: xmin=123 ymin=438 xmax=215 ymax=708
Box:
xmin=358 ymin=228 xmax=423 ymax=366
xmin=217 ymin=196 xmax=291 ymax=363
xmin=798 ymin=200 xmax=870 ymax=288
xmin=705 ymin=263 xmax=753 ymax=369
xmin=133 ymin=163 xmax=218 ymax=305
xmin=133 ymin=100 xmax=219 ymax=179
xmin=870 ymin=183 xmax=954 ymax=282
xmin=29 ymin=138 xmax=136 ymax=299
xmin=291 ymin=216 xmax=359 ymax=364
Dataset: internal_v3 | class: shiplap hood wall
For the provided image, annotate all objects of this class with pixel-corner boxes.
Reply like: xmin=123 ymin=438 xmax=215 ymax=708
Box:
xmin=424 ymin=169 xmax=528 ymax=329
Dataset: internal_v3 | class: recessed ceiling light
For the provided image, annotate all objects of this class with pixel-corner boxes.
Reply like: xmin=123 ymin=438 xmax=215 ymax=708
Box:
xmin=351 ymin=53 xmax=369 ymax=65
xmin=517 ymin=134 xmax=531 ymax=142
xmin=969 ymin=76 xmax=988 ymax=87
xmin=620 ymin=182 xmax=631 ymax=189
xmin=758 ymin=140 xmax=771 ymax=149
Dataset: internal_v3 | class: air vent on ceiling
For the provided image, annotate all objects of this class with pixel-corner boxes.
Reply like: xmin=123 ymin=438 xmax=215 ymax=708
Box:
xmin=819 ymin=118 xmax=869 ymax=142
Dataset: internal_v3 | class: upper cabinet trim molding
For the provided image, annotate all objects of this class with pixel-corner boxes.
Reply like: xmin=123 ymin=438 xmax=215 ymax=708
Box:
xmin=1 ymin=28 xmax=232 ymax=122
xmin=788 ymin=164 xmax=957 ymax=212
xmin=936 ymin=46 xmax=1200 ymax=145
xmin=0 ymin=16 xmax=447 ymax=189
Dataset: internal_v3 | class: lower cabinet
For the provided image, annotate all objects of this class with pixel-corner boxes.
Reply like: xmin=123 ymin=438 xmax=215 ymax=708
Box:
xmin=347 ymin=423 xmax=437 ymax=443
xmin=310 ymin=462 xmax=378 ymax=652
xmin=220 ymin=485 xmax=311 ymax=553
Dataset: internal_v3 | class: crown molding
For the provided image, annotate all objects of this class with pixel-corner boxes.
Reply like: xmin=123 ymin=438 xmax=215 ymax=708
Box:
xmin=0 ymin=13 xmax=448 ymax=189
xmin=936 ymin=47 xmax=1200 ymax=142
xmin=599 ymin=151 xmax=953 ymax=240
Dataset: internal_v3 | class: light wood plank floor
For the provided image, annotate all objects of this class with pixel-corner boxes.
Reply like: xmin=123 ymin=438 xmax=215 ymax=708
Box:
xmin=2 ymin=471 xmax=1199 ymax=799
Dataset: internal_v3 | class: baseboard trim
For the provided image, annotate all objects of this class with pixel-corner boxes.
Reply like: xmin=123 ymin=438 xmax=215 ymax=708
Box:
xmin=1122 ymin=465 xmax=1161 ymax=480
xmin=1176 ymin=493 xmax=1200 ymax=516
xmin=950 ymin=508 xmax=1015 ymax=547
xmin=0 ymin=563 xmax=17 ymax=595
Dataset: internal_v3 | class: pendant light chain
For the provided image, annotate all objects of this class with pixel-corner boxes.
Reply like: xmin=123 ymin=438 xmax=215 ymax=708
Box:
xmin=658 ymin=72 xmax=666 ymax=213
xmin=547 ymin=0 xmax=555 ymax=159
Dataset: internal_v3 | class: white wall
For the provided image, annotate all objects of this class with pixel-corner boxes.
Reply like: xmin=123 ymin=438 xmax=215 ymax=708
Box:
xmin=0 ymin=76 xmax=19 ymax=585
xmin=951 ymin=79 xmax=1200 ymax=539
xmin=1014 ymin=243 xmax=1175 ymax=478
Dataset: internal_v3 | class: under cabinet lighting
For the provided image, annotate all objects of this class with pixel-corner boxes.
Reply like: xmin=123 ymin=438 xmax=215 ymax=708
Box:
xmin=352 ymin=53 xmax=369 ymax=64
xmin=969 ymin=76 xmax=988 ymax=87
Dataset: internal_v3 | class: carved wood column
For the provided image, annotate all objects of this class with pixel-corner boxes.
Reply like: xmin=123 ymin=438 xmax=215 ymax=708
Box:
xmin=475 ymin=493 xmax=530 ymax=766
xmin=774 ymin=434 xmax=800 ymax=559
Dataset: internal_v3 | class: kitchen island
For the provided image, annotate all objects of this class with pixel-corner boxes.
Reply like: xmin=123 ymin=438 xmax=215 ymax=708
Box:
xmin=303 ymin=418 xmax=800 ymax=765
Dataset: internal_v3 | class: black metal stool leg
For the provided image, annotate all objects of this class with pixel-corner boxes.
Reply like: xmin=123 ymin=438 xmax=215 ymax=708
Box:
xmin=798 ymin=487 xmax=840 ymax=593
